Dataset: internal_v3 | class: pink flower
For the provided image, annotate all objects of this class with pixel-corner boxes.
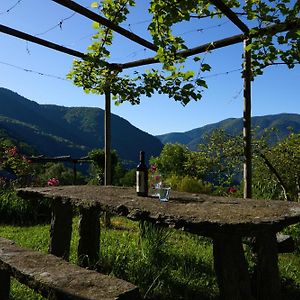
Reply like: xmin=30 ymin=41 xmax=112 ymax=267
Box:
xmin=47 ymin=178 xmax=59 ymax=186
xmin=150 ymin=164 xmax=157 ymax=173
xmin=227 ymin=186 xmax=237 ymax=193
xmin=5 ymin=146 xmax=17 ymax=156
xmin=155 ymin=175 xmax=161 ymax=181
xmin=22 ymin=155 xmax=31 ymax=163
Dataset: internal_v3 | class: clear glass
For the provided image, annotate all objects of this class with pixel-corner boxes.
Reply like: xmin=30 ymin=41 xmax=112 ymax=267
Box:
xmin=159 ymin=187 xmax=171 ymax=202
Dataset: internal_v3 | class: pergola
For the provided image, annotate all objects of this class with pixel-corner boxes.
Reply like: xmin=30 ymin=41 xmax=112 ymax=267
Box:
xmin=1 ymin=0 xmax=299 ymax=198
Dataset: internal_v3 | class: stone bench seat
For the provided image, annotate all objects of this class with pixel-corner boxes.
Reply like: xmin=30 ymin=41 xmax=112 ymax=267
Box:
xmin=0 ymin=237 xmax=140 ymax=300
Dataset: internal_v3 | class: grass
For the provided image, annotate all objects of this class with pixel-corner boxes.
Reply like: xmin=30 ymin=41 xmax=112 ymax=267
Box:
xmin=0 ymin=223 xmax=49 ymax=300
xmin=1 ymin=217 xmax=300 ymax=299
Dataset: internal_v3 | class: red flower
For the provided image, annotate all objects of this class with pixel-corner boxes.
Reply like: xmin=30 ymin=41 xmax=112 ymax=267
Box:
xmin=150 ymin=164 xmax=157 ymax=173
xmin=227 ymin=186 xmax=237 ymax=193
xmin=5 ymin=146 xmax=17 ymax=156
xmin=155 ymin=175 xmax=161 ymax=181
xmin=47 ymin=178 xmax=59 ymax=186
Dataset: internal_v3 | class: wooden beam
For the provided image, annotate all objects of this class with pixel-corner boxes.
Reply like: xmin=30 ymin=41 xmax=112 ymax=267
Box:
xmin=118 ymin=18 xmax=299 ymax=70
xmin=52 ymin=0 xmax=158 ymax=52
xmin=120 ymin=34 xmax=245 ymax=70
xmin=0 ymin=24 xmax=85 ymax=59
xmin=2 ymin=16 xmax=298 ymax=72
xmin=210 ymin=0 xmax=249 ymax=33
xmin=254 ymin=17 xmax=300 ymax=37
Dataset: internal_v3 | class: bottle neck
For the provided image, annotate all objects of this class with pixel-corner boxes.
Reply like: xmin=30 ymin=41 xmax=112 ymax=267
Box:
xmin=139 ymin=151 xmax=145 ymax=164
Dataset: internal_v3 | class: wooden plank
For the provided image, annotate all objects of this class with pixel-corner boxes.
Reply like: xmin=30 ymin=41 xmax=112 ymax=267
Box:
xmin=52 ymin=0 xmax=158 ymax=52
xmin=0 ymin=24 xmax=85 ymax=59
xmin=0 ymin=237 xmax=140 ymax=300
xmin=210 ymin=0 xmax=249 ymax=33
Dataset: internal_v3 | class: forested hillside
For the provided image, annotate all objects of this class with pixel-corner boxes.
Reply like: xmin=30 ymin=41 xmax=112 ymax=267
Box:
xmin=157 ymin=113 xmax=300 ymax=149
xmin=0 ymin=87 xmax=163 ymax=164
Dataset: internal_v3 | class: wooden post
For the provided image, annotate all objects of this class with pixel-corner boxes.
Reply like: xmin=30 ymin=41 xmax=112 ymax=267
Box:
xmin=213 ymin=234 xmax=254 ymax=300
xmin=104 ymin=88 xmax=112 ymax=185
xmin=48 ymin=200 xmax=73 ymax=261
xmin=243 ymin=38 xmax=252 ymax=199
xmin=0 ymin=269 xmax=10 ymax=300
xmin=255 ymin=231 xmax=281 ymax=300
xmin=77 ymin=206 xmax=101 ymax=267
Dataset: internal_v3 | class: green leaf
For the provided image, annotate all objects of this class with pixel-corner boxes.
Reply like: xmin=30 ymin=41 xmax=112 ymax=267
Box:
xmin=92 ymin=22 xmax=100 ymax=30
xmin=91 ymin=2 xmax=98 ymax=8
xmin=183 ymin=70 xmax=195 ymax=80
xmin=196 ymin=79 xmax=208 ymax=89
xmin=201 ymin=63 xmax=211 ymax=72
xmin=183 ymin=83 xmax=194 ymax=90
xmin=245 ymin=43 xmax=253 ymax=52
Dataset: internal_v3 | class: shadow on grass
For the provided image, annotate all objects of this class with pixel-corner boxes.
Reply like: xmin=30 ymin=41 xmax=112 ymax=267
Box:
xmin=280 ymin=277 xmax=300 ymax=300
xmin=97 ymin=244 xmax=218 ymax=299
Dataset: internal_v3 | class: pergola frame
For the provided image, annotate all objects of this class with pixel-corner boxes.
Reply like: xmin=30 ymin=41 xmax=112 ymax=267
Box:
xmin=1 ymin=0 xmax=299 ymax=197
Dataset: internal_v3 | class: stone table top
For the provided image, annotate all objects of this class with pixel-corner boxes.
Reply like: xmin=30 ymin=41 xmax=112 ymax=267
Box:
xmin=17 ymin=185 xmax=300 ymax=237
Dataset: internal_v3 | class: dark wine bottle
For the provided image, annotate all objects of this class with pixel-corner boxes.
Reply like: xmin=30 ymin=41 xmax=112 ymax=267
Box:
xmin=136 ymin=150 xmax=148 ymax=196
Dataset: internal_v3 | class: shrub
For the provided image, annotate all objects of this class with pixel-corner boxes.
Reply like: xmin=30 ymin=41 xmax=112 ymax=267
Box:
xmin=0 ymin=189 xmax=51 ymax=225
xmin=166 ymin=175 xmax=212 ymax=194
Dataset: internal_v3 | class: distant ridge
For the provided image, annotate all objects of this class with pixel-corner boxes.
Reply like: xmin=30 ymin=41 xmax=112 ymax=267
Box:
xmin=0 ymin=87 xmax=163 ymax=164
xmin=157 ymin=113 xmax=300 ymax=150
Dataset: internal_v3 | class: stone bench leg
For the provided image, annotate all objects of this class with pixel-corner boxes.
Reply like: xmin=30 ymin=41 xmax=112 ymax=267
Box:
xmin=0 ymin=269 xmax=10 ymax=300
xmin=49 ymin=200 xmax=73 ymax=261
xmin=256 ymin=231 xmax=281 ymax=300
xmin=213 ymin=234 xmax=254 ymax=300
xmin=77 ymin=206 xmax=100 ymax=267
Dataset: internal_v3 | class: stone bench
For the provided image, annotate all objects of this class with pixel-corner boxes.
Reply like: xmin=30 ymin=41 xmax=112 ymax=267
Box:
xmin=0 ymin=237 xmax=141 ymax=300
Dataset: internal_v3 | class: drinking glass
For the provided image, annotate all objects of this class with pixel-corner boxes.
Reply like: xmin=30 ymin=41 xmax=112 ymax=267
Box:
xmin=159 ymin=186 xmax=171 ymax=202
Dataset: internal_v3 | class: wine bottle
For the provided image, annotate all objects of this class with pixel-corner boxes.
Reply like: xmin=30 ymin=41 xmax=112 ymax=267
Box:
xmin=136 ymin=150 xmax=148 ymax=196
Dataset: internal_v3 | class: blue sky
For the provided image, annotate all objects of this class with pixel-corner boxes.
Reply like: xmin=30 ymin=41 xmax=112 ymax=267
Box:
xmin=0 ymin=0 xmax=299 ymax=136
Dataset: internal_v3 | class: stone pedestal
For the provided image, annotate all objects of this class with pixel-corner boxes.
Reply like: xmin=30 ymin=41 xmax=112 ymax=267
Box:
xmin=49 ymin=200 xmax=73 ymax=260
xmin=213 ymin=234 xmax=254 ymax=300
xmin=77 ymin=206 xmax=100 ymax=267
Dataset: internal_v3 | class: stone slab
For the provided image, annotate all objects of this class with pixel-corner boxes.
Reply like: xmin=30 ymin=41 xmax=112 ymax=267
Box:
xmin=0 ymin=237 xmax=140 ymax=300
xmin=17 ymin=186 xmax=300 ymax=237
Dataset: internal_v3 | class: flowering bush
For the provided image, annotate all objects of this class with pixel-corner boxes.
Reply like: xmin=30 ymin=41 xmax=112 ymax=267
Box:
xmin=47 ymin=177 xmax=60 ymax=186
xmin=5 ymin=145 xmax=17 ymax=157
xmin=0 ymin=144 xmax=33 ymax=187
xmin=227 ymin=186 xmax=237 ymax=193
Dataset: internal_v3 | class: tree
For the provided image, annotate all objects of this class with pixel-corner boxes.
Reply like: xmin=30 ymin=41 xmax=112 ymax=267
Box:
xmin=36 ymin=162 xmax=86 ymax=186
xmin=88 ymin=148 xmax=123 ymax=184
xmin=150 ymin=143 xmax=189 ymax=177
xmin=191 ymin=129 xmax=243 ymax=186
xmin=67 ymin=0 xmax=299 ymax=105
xmin=252 ymin=133 xmax=300 ymax=201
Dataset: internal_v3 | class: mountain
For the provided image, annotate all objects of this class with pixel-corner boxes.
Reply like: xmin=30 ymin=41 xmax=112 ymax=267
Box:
xmin=0 ymin=87 xmax=163 ymax=165
xmin=157 ymin=113 xmax=300 ymax=150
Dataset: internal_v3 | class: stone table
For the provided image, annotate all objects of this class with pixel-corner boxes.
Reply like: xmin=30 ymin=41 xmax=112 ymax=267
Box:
xmin=17 ymin=185 xmax=300 ymax=300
